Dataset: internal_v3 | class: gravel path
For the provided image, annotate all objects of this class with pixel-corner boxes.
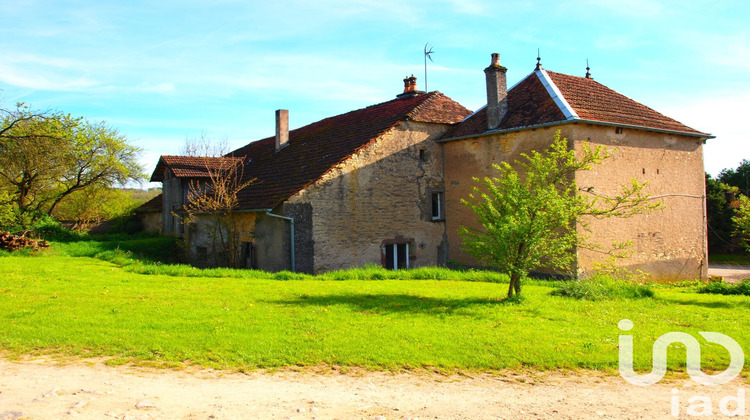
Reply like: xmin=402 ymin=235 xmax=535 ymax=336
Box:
xmin=708 ymin=263 xmax=750 ymax=283
xmin=0 ymin=359 xmax=747 ymax=419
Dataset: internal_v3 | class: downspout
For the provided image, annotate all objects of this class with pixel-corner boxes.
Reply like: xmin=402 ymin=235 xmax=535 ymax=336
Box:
xmin=265 ymin=211 xmax=295 ymax=272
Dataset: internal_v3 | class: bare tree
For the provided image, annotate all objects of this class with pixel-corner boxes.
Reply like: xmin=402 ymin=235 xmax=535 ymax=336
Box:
xmin=181 ymin=131 xmax=229 ymax=157
xmin=182 ymin=155 xmax=254 ymax=268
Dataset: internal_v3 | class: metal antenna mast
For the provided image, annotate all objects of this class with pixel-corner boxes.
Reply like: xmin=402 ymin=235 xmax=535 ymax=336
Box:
xmin=424 ymin=43 xmax=434 ymax=92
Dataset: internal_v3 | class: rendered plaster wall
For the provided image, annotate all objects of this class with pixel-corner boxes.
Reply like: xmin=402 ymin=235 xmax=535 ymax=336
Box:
xmin=287 ymin=121 xmax=450 ymax=273
xmin=442 ymin=123 xmax=707 ymax=281
xmin=442 ymin=125 xmax=571 ymax=268
xmin=139 ymin=212 xmax=162 ymax=234
xmin=186 ymin=212 xmax=257 ymax=267
xmin=253 ymin=212 xmax=292 ymax=272
xmin=571 ymin=124 xmax=707 ymax=281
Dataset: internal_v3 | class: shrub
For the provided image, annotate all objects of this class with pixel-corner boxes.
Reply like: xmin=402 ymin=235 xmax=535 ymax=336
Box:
xmin=32 ymin=217 xmax=88 ymax=242
xmin=698 ymin=280 xmax=750 ymax=296
xmin=552 ymin=276 xmax=654 ymax=300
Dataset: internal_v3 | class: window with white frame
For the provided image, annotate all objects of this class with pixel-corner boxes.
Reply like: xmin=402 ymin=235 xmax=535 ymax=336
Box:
xmin=431 ymin=191 xmax=444 ymax=221
xmin=384 ymin=243 xmax=410 ymax=270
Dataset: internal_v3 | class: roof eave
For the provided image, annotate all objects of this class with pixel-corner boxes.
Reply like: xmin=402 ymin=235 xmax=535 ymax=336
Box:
xmin=438 ymin=119 xmax=714 ymax=143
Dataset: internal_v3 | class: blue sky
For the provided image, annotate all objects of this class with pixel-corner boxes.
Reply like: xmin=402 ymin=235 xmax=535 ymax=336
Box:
xmin=1 ymin=0 xmax=748 ymax=186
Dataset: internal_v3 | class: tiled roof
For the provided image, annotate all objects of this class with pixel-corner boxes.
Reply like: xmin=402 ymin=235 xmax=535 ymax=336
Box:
xmin=443 ymin=69 xmax=709 ymax=139
xmin=227 ymin=92 xmax=470 ymax=210
xmin=150 ymin=156 xmax=244 ymax=182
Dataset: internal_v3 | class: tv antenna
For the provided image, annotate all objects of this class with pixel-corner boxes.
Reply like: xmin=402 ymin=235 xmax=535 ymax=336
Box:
xmin=424 ymin=42 xmax=434 ymax=92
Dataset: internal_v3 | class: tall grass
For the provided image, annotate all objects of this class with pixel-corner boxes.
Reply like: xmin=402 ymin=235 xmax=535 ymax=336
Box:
xmin=551 ymin=276 xmax=654 ymax=300
xmin=698 ymin=280 xmax=750 ymax=296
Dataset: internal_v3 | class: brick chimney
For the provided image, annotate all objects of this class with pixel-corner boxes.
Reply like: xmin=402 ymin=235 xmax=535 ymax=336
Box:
xmin=484 ymin=53 xmax=508 ymax=130
xmin=275 ymin=109 xmax=289 ymax=152
xmin=396 ymin=75 xmax=422 ymax=99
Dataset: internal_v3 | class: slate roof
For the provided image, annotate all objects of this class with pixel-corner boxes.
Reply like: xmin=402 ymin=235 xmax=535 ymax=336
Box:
xmin=150 ymin=155 xmax=244 ymax=182
xmin=443 ymin=69 xmax=710 ymax=140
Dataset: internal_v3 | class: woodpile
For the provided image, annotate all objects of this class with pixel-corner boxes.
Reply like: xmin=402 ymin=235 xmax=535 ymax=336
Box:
xmin=0 ymin=231 xmax=49 ymax=251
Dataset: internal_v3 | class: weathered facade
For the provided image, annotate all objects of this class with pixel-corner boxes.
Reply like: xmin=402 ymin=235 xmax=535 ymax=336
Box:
xmin=142 ymin=55 xmax=712 ymax=280
xmin=146 ymin=77 xmax=471 ymax=273
xmin=439 ymin=55 xmax=711 ymax=280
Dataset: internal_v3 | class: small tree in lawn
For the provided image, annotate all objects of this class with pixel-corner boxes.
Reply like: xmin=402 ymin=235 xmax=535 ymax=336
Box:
xmin=459 ymin=131 xmax=660 ymax=299
xmin=731 ymin=194 xmax=750 ymax=253
xmin=182 ymin=156 xmax=254 ymax=268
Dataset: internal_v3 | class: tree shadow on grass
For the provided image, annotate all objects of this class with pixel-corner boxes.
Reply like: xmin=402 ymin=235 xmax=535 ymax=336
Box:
xmin=264 ymin=293 xmax=515 ymax=317
xmin=655 ymin=296 xmax=750 ymax=310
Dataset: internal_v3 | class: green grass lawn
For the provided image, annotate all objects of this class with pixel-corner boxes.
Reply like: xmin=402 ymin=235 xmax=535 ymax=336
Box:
xmin=1 ymin=245 xmax=749 ymax=373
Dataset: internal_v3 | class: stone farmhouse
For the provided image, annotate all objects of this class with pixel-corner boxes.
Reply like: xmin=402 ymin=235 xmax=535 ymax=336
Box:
xmin=139 ymin=53 xmax=713 ymax=280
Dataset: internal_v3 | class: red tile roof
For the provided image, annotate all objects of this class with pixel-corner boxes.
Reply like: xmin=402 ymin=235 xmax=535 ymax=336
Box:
xmin=228 ymin=92 xmax=470 ymax=210
xmin=150 ymin=156 xmax=244 ymax=182
xmin=547 ymin=71 xmax=705 ymax=134
xmin=443 ymin=69 xmax=710 ymax=139
xmin=146 ymin=92 xmax=469 ymax=212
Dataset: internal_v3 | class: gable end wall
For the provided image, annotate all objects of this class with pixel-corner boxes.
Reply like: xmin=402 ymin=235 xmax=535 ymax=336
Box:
xmin=286 ymin=121 xmax=451 ymax=273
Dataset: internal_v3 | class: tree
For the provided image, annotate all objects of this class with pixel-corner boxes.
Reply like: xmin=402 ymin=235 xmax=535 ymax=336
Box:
xmin=705 ymin=173 xmax=741 ymax=254
xmin=718 ymin=160 xmax=750 ymax=197
xmin=732 ymin=195 xmax=750 ymax=253
xmin=0 ymin=103 xmax=143 ymax=226
xmin=51 ymin=187 xmax=142 ymax=230
xmin=182 ymin=156 xmax=254 ymax=268
xmin=459 ymin=131 xmax=660 ymax=299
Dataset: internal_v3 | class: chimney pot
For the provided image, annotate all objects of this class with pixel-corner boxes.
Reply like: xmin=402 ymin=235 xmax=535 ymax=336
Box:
xmin=490 ymin=53 xmax=501 ymax=67
xmin=275 ymin=109 xmax=289 ymax=152
xmin=484 ymin=53 xmax=508 ymax=130
xmin=396 ymin=75 xmax=422 ymax=99
xmin=403 ymin=74 xmax=418 ymax=93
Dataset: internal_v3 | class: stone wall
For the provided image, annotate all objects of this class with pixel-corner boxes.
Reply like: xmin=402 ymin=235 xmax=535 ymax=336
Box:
xmin=282 ymin=202 xmax=314 ymax=274
xmin=287 ymin=121 xmax=451 ymax=273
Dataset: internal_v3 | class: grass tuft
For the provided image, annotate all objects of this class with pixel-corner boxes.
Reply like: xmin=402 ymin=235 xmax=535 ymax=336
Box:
xmin=551 ymin=276 xmax=654 ymax=300
xmin=698 ymin=280 xmax=750 ymax=296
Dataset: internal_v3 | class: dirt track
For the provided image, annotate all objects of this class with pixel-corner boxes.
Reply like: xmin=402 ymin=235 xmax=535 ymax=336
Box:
xmin=0 ymin=359 xmax=747 ymax=419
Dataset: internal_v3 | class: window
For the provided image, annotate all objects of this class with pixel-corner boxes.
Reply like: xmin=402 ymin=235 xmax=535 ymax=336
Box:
xmin=196 ymin=246 xmax=208 ymax=261
xmin=431 ymin=191 xmax=444 ymax=221
xmin=240 ymin=242 xmax=255 ymax=269
xmin=615 ymin=127 xmax=624 ymax=134
xmin=384 ymin=243 xmax=410 ymax=270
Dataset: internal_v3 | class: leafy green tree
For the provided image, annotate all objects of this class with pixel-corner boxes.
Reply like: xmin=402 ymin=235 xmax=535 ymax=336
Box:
xmin=51 ymin=187 xmax=142 ymax=230
xmin=0 ymin=103 xmax=143 ymax=226
xmin=460 ymin=131 xmax=660 ymax=299
xmin=732 ymin=194 xmax=750 ymax=253
xmin=705 ymin=173 xmax=741 ymax=254
xmin=718 ymin=160 xmax=750 ymax=197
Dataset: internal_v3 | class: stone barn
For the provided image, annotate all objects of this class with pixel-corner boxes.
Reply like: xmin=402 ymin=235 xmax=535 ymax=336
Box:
xmin=146 ymin=78 xmax=471 ymax=272
xmin=142 ymin=53 xmax=712 ymax=281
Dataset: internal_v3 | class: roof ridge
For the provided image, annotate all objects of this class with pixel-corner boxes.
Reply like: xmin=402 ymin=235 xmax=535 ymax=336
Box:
xmin=406 ymin=91 xmax=441 ymax=120
xmin=536 ymin=70 xmax=579 ymax=120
